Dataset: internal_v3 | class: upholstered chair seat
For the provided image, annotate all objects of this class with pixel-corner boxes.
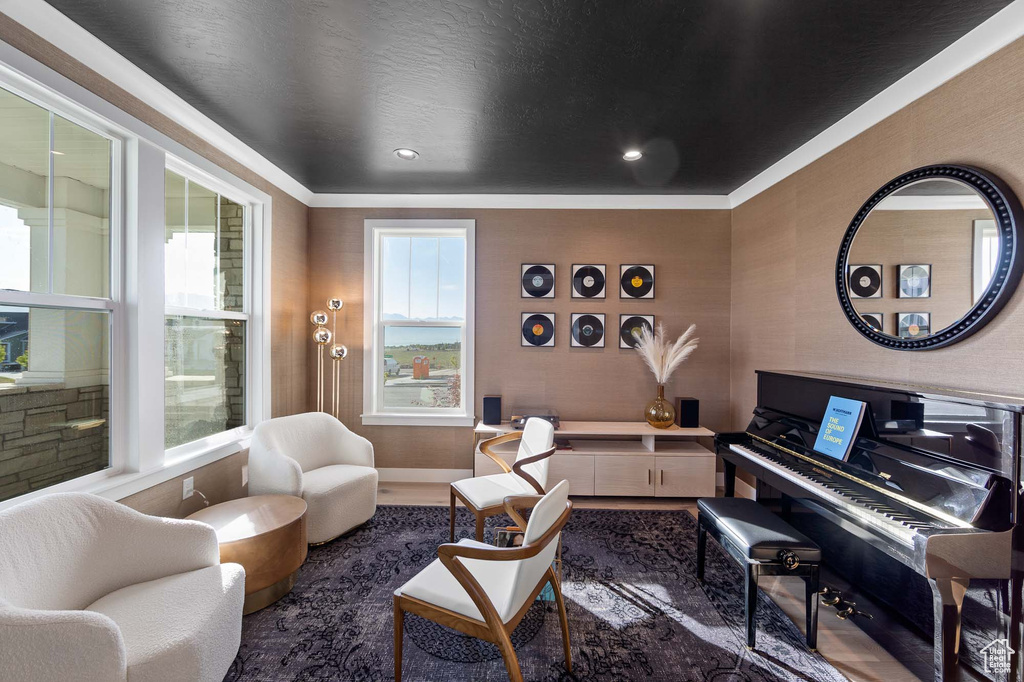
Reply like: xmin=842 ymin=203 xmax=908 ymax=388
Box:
xmin=395 ymin=480 xmax=573 ymax=682
xmin=0 ymin=492 xmax=245 ymax=682
xmin=248 ymin=412 xmax=378 ymax=544
xmin=450 ymin=418 xmax=556 ymax=542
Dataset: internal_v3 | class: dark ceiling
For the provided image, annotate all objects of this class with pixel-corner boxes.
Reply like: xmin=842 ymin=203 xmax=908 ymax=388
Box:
xmin=46 ymin=0 xmax=1011 ymax=194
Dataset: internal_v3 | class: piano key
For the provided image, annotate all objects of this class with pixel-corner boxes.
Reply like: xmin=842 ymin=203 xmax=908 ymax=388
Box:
xmin=729 ymin=442 xmax=918 ymax=545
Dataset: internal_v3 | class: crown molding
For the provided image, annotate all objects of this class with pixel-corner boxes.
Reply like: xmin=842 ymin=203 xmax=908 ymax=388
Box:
xmin=727 ymin=0 xmax=1024 ymax=208
xmin=874 ymin=195 xmax=989 ymax=211
xmin=6 ymin=0 xmax=1024 ymax=210
xmin=309 ymin=193 xmax=731 ymax=209
xmin=1 ymin=0 xmax=315 ymax=205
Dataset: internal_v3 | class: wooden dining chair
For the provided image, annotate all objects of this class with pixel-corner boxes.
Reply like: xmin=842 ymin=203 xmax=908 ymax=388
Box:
xmin=450 ymin=417 xmax=557 ymax=542
xmin=394 ymin=480 xmax=573 ymax=682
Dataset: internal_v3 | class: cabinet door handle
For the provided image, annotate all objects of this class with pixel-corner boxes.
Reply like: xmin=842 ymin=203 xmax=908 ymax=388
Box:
xmin=648 ymin=469 xmax=652 ymax=485
xmin=660 ymin=469 xmax=664 ymax=485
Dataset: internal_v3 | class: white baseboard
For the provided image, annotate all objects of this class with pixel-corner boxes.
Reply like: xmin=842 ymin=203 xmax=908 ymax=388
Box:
xmin=736 ymin=477 xmax=757 ymax=500
xmin=377 ymin=468 xmax=473 ymax=483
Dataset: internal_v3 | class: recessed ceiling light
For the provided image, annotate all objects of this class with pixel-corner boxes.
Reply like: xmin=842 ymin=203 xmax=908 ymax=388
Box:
xmin=622 ymin=150 xmax=643 ymax=161
xmin=394 ymin=148 xmax=419 ymax=160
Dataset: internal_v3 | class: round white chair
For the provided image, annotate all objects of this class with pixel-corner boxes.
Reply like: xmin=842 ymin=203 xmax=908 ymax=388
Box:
xmin=248 ymin=412 xmax=378 ymax=545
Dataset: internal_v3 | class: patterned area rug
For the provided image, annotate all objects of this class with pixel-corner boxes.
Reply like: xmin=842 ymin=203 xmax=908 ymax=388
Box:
xmin=225 ymin=506 xmax=847 ymax=681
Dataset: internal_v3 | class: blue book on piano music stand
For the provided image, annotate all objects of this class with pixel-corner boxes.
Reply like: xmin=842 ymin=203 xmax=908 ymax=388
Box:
xmin=814 ymin=396 xmax=867 ymax=461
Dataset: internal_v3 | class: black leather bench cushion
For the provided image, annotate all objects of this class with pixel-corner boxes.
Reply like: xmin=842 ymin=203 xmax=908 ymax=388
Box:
xmin=698 ymin=497 xmax=822 ymax=563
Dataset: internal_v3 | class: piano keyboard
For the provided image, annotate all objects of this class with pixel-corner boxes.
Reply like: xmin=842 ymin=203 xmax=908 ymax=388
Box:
xmin=728 ymin=441 xmax=944 ymax=546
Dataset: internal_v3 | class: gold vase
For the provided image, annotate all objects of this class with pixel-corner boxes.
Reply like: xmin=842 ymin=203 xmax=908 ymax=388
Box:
xmin=644 ymin=385 xmax=675 ymax=428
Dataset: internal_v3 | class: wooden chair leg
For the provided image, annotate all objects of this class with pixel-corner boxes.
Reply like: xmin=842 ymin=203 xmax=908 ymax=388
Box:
xmin=393 ymin=596 xmax=404 ymax=682
xmin=495 ymin=627 xmax=524 ymax=682
xmin=449 ymin=488 xmax=457 ymax=542
xmin=475 ymin=510 xmax=486 ymax=542
xmin=548 ymin=567 xmax=572 ymax=673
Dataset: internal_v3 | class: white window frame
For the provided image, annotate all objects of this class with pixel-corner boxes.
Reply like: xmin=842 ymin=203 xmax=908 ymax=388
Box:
xmin=363 ymin=219 xmax=475 ymax=427
xmin=162 ymin=155 xmax=268 ymax=463
xmin=0 ymin=42 xmax=272 ymax=510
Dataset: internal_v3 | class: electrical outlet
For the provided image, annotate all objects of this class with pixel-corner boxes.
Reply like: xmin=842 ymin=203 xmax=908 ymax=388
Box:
xmin=241 ymin=465 xmax=248 ymax=488
xmin=182 ymin=476 xmax=194 ymax=500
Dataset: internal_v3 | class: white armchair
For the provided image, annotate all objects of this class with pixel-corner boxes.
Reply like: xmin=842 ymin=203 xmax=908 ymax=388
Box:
xmin=248 ymin=412 xmax=378 ymax=544
xmin=0 ymin=492 xmax=245 ymax=682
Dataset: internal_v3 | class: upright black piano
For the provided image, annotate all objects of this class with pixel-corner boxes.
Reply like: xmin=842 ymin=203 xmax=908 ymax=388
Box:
xmin=716 ymin=371 xmax=1022 ymax=682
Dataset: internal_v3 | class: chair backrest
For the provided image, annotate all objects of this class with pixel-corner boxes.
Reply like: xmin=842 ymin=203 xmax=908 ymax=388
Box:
xmin=251 ymin=412 xmax=353 ymax=472
xmin=0 ymin=493 xmax=215 ymax=610
xmin=504 ymin=479 xmax=570 ymax=618
xmin=513 ymin=418 xmax=555 ymax=492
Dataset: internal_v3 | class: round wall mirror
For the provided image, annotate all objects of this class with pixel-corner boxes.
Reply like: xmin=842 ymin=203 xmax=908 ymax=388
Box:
xmin=837 ymin=165 xmax=1024 ymax=350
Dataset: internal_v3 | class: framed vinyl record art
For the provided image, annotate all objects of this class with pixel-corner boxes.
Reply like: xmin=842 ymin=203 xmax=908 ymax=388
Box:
xmin=898 ymin=264 xmax=931 ymax=298
xmin=619 ymin=314 xmax=654 ymax=349
xmin=848 ymin=264 xmax=882 ymax=298
xmin=620 ymin=264 xmax=655 ymax=298
xmin=860 ymin=313 xmax=883 ymax=333
xmin=521 ymin=264 xmax=555 ymax=298
xmin=570 ymin=313 xmax=605 ymax=348
xmin=521 ymin=312 xmax=555 ymax=347
xmin=897 ymin=312 xmax=931 ymax=339
xmin=571 ymin=264 xmax=606 ymax=298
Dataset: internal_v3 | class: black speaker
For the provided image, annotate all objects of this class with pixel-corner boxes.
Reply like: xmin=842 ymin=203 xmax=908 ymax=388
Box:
xmin=675 ymin=396 xmax=699 ymax=428
xmin=483 ymin=396 xmax=502 ymax=425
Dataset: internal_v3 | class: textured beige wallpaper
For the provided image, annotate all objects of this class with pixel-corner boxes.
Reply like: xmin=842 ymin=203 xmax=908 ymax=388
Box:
xmin=730 ymin=35 xmax=1024 ymax=429
xmin=308 ymin=208 xmax=732 ymax=469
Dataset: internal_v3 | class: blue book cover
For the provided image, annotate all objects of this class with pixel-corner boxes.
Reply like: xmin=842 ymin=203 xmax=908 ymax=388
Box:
xmin=813 ymin=396 xmax=867 ymax=461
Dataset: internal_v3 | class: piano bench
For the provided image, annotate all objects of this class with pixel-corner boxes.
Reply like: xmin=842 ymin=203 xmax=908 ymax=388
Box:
xmin=696 ymin=497 xmax=821 ymax=651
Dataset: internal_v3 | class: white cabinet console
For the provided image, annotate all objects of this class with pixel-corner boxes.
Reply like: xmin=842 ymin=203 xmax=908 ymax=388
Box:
xmin=474 ymin=421 xmax=716 ymax=498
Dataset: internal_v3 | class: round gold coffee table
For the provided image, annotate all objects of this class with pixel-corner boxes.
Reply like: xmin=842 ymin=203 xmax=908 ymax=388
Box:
xmin=188 ymin=494 xmax=308 ymax=614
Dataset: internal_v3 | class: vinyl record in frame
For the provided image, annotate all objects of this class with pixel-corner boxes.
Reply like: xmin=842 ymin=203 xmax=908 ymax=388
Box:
xmin=619 ymin=314 xmax=654 ymax=348
xmin=521 ymin=263 xmax=555 ymax=298
xmin=521 ymin=312 xmax=555 ymax=347
xmin=571 ymin=313 xmax=605 ymax=348
xmin=572 ymin=264 xmax=606 ymax=298
xmin=620 ymin=264 xmax=655 ymax=298
xmin=848 ymin=264 xmax=882 ymax=299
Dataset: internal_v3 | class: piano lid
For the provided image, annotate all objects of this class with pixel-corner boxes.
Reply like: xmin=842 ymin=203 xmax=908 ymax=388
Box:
xmin=758 ymin=370 xmax=1024 ymax=414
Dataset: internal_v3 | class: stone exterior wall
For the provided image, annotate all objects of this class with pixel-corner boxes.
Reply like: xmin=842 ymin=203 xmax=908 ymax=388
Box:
xmin=0 ymin=383 xmax=109 ymax=502
xmin=219 ymin=197 xmax=244 ymax=311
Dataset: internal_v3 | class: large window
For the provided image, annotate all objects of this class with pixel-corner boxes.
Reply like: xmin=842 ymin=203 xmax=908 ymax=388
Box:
xmin=0 ymin=51 xmax=271 ymax=510
xmin=364 ymin=220 xmax=475 ymax=426
xmin=0 ymin=85 xmax=116 ymax=503
xmin=164 ymin=170 xmax=248 ymax=450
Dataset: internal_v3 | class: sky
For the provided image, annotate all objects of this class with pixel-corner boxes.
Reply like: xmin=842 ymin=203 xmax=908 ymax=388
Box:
xmin=0 ymin=205 xmax=31 ymax=292
xmin=382 ymin=236 xmax=465 ymax=321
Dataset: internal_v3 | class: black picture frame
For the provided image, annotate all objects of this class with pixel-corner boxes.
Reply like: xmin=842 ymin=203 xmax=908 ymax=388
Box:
xmin=620 ymin=264 xmax=655 ymax=299
xmin=521 ymin=312 xmax=555 ymax=347
xmin=897 ymin=263 xmax=931 ymax=299
xmin=837 ymin=165 xmax=1024 ymax=350
xmin=619 ymin=314 xmax=654 ymax=349
xmin=897 ymin=312 xmax=931 ymax=339
xmin=521 ymin=263 xmax=555 ymax=298
xmin=570 ymin=313 xmax=605 ymax=348
xmin=848 ymin=264 xmax=882 ymax=299
xmin=571 ymin=264 xmax=606 ymax=299
xmin=860 ymin=313 xmax=883 ymax=333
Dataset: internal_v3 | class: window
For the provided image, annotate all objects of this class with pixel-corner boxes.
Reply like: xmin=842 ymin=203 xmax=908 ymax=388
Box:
xmin=0 ymin=84 xmax=118 ymax=503
xmin=164 ymin=169 xmax=249 ymax=450
xmin=0 ymin=49 xmax=272 ymax=511
xmin=364 ymin=220 xmax=475 ymax=426
xmin=973 ymin=219 xmax=999 ymax=304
